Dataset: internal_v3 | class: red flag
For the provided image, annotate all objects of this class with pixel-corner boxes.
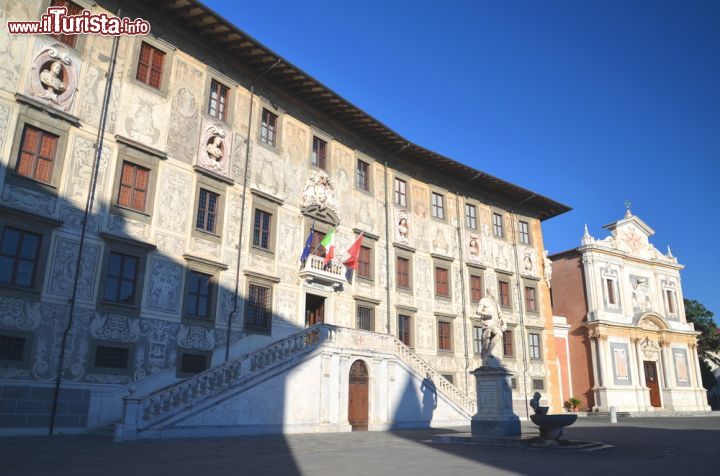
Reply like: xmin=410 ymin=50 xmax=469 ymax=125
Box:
xmin=342 ymin=233 xmax=364 ymax=270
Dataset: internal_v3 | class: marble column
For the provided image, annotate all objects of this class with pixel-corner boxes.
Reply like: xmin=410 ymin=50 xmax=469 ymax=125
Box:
xmin=659 ymin=341 xmax=672 ymax=390
xmin=633 ymin=338 xmax=647 ymax=408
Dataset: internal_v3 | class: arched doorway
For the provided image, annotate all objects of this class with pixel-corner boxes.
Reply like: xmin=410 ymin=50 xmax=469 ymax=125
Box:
xmin=348 ymin=360 xmax=369 ymax=431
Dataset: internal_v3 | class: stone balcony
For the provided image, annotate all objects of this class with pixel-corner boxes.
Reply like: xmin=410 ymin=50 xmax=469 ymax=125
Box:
xmin=298 ymin=254 xmax=346 ymax=288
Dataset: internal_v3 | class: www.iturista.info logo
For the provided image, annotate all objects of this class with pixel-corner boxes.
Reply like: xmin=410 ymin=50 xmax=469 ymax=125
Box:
xmin=7 ymin=6 xmax=150 ymax=36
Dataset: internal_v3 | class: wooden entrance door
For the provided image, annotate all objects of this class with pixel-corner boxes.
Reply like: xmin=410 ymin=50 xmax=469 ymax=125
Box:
xmin=305 ymin=294 xmax=325 ymax=326
xmin=348 ymin=360 xmax=369 ymax=431
xmin=644 ymin=361 xmax=662 ymax=407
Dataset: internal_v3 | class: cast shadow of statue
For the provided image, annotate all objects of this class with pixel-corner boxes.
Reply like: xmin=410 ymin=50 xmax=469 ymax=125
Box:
xmin=421 ymin=374 xmax=438 ymax=424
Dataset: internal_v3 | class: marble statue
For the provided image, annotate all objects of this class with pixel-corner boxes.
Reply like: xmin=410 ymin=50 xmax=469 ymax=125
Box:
xmin=397 ymin=211 xmax=409 ymax=244
xmin=476 ymin=288 xmax=506 ymax=367
xmin=40 ymin=61 xmax=66 ymax=95
xmin=543 ymin=250 xmax=552 ymax=286
xmin=206 ymin=135 xmax=223 ymax=162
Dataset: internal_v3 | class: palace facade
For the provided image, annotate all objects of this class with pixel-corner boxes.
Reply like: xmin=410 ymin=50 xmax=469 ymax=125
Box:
xmin=551 ymin=209 xmax=709 ymax=412
xmin=0 ymin=0 xmax=571 ymax=436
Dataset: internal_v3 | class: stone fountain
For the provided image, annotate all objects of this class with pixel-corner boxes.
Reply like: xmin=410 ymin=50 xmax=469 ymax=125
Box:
xmin=528 ymin=392 xmax=577 ymax=444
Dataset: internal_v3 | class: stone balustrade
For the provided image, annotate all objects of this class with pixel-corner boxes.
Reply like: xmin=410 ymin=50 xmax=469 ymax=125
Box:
xmin=298 ymin=255 xmax=346 ymax=286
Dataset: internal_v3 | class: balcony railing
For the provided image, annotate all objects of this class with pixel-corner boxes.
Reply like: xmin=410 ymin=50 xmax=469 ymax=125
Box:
xmin=299 ymin=254 xmax=346 ymax=286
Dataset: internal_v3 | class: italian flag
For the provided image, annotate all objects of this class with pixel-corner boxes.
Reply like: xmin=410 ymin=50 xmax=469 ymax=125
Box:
xmin=320 ymin=227 xmax=336 ymax=266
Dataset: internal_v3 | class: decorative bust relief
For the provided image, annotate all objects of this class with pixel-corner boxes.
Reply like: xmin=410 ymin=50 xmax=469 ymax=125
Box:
xmin=466 ymin=232 xmax=481 ymax=262
xmin=28 ymin=43 xmax=78 ymax=111
xmin=396 ymin=209 xmax=410 ymax=245
xmin=630 ymin=275 xmax=651 ymax=313
xmin=196 ymin=119 xmax=232 ymax=177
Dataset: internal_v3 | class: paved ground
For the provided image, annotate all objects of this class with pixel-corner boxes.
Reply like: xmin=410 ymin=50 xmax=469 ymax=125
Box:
xmin=1 ymin=417 xmax=719 ymax=476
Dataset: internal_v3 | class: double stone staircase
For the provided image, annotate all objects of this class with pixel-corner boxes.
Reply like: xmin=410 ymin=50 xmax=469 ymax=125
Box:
xmin=118 ymin=323 xmax=476 ymax=440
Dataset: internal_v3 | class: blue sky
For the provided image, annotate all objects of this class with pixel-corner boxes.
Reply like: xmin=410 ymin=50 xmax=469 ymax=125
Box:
xmin=204 ymin=0 xmax=720 ymax=320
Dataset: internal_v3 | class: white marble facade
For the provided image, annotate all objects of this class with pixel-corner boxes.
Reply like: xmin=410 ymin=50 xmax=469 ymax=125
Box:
xmin=579 ymin=209 xmax=708 ymax=412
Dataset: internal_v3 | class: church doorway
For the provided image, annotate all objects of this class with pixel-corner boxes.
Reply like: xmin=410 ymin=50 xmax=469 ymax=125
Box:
xmin=305 ymin=293 xmax=325 ymax=326
xmin=643 ymin=361 xmax=662 ymax=407
xmin=348 ymin=360 xmax=369 ymax=431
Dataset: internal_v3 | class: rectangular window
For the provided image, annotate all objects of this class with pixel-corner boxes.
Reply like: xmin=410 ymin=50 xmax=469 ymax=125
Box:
xmin=532 ymin=379 xmax=545 ymax=391
xmin=208 ymin=79 xmax=229 ymax=121
xmin=511 ymin=377 xmax=517 ymax=390
xmin=442 ymin=374 xmax=454 ymax=384
xmin=356 ymin=159 xmax=370 ymax=191
xmin=438 ymin=321 xmax=452 ymax=351
xmin=16 ymin=124 xmax=58 ymax=184
xmin=136 ymin=42 xmax=165 ymax=89
xmin=396 ymin=256 xmax=410 ymax=289
xmin=94 ymin=345 xmax=130 ymax=370
xmin=184 ymin=271 xmax=212 ymax=319
xmin=529 ymin=332 xmax=541 ymax=360
xmin=472 ymin=325 xmax=482 ymax=355
xmin=49 ymin=0 xmax=82 ymax=47
xmin=0 ymin=227 xmax=42 ymax=289
xmin=358 ymin=246 xmax=372 ymax=279
xmin=398 ymin=314 xmax=411 ymax=346
xmin=180 ymin=352 xmax=209 ymax=375
xmin=666 ymin=290 xmax=675 ymax=314
xmin=503 ymin=329 xmax=514 ymax=357
xmin=102 ymin=252 xmax=139 ymax=305
xmin=311 ymin=136 xmax=327 ymax=169
xmin=435 ymin=267 xmax=449 ymax=297
xmin=196 ymin=189 xmax=219 ymax=234
xmin=394 ymin=178 xmax=407 ymax=206
xmin=493 ymin=213 xmax=504 ymax=238
xmin=519 ymin=221 xmax=530 ymax=244
xmin=470 ymin=275 xmax=483 ymax=302
xmin=431 ymin=192 xmax=445 ymax=219
xmin=525 ymin=286 xmax=537 ymax=312
xmin=465 ymin=204 xmax=477 ymax=229
xmin=0 ymin=335 xmax=26 ymax=362
xmin=245 ymin=283 xmax=272 ymax=331
xmin=357 ymin=304 xmax=375 ymax=331
xmin=117 ymin=161 xmax=150 ymax=212
xmin=252 ymin=209 xmax=272 ymax=250
xmin=260 ymin=108 xmax=278 ymax=147
xmin=606 ymin=279 xmax=616 ymax=305
xmin=499 ymin=280 xmax=511 ymax=308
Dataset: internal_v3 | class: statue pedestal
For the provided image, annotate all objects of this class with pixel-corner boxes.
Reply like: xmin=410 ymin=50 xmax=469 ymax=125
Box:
xmin=470 ymin=366 xmax=520 ymax=437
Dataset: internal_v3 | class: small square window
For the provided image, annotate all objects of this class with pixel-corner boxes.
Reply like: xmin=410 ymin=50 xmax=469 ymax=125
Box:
xmin=398 ymin=314 xmax=412 ymax=346
xmin=49 ymin=0 xmax=83 ymax=47
xmin=498 ymin=280 xmax=511 ymax=308
xmin=208 ymin=79 xmax=230 ymax=121
xmin=525 ymin=286 xmax=537 ymax=312
xmin=435 ymin=267 xmax=449 ymax=298
xmin=184 ymin=270 xmax=212 ymax=319
xmin=245 ymin=282 xmax=272 ymax=332
xmin=431 ymin=192 xmax=445 ymax=219
xmin=196 ymin=188 xmax=220 ymax=234
xmin=16 ymin=124 xmax=59 ymax=185
xmin=102 ymin=252 xmax=139 ymax=305
xmin=394 ymin=178 xmax=407 ymax=207
xmin=260 ymin=108 xmax=278 ymax=147
xmin=252 ymin=209 xmax=272 ymax=250
xmin=532 ymin=379 xmax=545 ymax=390
xmin=312 ymin=136 xmax=327 ymax=169
xmin=0 ymin=227 xmax=42 ymax=289
xmin=493 ymin=213 xmax=504 ymax=238
xmin=94 ymin=345 xmax=130 ymax=370
xmin=465 ymin=204 xmax=477 ymax=229
xmin=0 ymin=335 xmax=26 ymax=362
xmin=117 ymin=161 xmax=150 ymax=212
xmin=442 ymin=374 xmax=454 ymax=384
xmin=356 ymin=159 xmax=370 ymax=191
xmin=136 ymin=42 xmax=165 ymax=89
xmin=519 ymin=221 xmax=530 ymax=244
xmin=357 ymin=246 xmax=372 ymax=279
xmin=529 ymin=332 xmax=542 ymax=360
xmin=438 ymin=320 xmax=452 ymax=351
xmin=180 ymin=352 xmax=209 ymax=375
xmin=357 ymin=304 xmax=375 ymax=331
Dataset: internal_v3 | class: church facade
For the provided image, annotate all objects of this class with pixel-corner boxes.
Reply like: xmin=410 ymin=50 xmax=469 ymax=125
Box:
xmin=551 ymin=209 xmax=709 ymax=412
xmin=0 ymin=0 xmax=571 ymax=436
